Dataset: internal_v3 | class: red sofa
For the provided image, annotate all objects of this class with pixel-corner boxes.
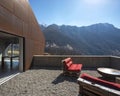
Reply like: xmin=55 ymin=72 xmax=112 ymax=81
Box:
xmin=78 ymin=73 xmax=120 ymax=96
xmin=62 ymin=57 xmax=82 ymax=76
xmin=81 ymin=73 xmax=120 ymax=91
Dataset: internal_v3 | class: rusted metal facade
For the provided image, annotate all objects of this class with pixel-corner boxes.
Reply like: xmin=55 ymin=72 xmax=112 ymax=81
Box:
xmin=0 ymin=0 xmax=45 ymax=70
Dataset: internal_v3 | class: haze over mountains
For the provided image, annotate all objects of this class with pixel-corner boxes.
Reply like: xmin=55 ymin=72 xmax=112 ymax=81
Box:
xmin=40 ymin=23 xmax=120 ymax=56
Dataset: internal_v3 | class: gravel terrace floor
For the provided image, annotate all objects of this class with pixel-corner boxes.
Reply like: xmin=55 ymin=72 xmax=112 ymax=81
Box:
xmin=0 ymin=68 xmax=101 ymax=96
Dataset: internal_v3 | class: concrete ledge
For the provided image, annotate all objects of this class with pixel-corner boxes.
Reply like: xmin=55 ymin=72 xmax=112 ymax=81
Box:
xmin=33 ymin=55 xmax=112 ymax=69
xmin=110 ymin=56 xmax=120 ymax=70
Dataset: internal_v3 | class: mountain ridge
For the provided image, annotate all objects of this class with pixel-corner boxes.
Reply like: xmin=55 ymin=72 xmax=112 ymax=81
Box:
xmin=40 ymin=23 xmax=120 ymax=55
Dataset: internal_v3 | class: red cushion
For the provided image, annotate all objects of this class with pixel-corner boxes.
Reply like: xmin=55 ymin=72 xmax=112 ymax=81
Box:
xmin=66 ymin=61 xmax=72 ymax=68
xmin=64 ymin=58 xmax=72 ymax=63
xmin=80 ymin=73 xmax=120 ymax=91
xmin=63 ymin=58 xmax=72 ymax=68
xmin=68 ymin=64 xmax=82 ymax=72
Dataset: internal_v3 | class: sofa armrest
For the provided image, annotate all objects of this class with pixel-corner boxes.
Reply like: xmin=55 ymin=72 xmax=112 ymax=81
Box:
xmin=116 ymin=77 xmax=120 ymax=84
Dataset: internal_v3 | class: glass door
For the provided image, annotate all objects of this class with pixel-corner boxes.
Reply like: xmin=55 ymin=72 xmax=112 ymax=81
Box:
xmin=0 ymin=32 xmax=24 ymax=73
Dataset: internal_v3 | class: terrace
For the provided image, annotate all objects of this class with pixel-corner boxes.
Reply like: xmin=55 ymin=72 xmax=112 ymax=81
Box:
xmin=0 ymin=55 xmax=120 ymax=96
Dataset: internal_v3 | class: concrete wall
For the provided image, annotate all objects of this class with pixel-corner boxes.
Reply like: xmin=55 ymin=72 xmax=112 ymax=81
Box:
xmin=0 ymin=0 xmax=45 ymax=70
xmin=110 ymin=56 xmax=120 ymax=70
xmin=33 ymin=55 xmax=111 ymax=69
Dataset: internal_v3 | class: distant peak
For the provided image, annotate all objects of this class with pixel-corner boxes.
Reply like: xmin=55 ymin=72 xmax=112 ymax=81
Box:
xmin=87 ymin=23 xmax=115 ymax=29
xmin=97 ymin=23 xmax=114 ymax=27
xmin=48 ymin=24 xmax=58 ymax=27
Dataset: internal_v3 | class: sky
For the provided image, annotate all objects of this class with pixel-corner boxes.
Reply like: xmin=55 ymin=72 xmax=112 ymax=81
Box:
xmin=29 ymin=0 xmax=120 ymax=28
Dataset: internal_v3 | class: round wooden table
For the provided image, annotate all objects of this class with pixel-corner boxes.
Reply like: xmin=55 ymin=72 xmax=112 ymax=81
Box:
xmin=97 ymin=68 xmax=120 ymax=78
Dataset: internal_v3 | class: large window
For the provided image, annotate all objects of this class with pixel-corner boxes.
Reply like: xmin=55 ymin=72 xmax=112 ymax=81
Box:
xmin=0 ymin=32 xmax=24 ymax=73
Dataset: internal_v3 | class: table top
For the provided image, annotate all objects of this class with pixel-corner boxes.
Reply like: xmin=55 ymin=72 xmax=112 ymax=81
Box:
xmin=97 ymin=68 xmax=120 ymax=77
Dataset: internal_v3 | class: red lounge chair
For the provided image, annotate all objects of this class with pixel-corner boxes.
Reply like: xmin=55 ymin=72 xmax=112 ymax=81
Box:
xmin=77 ymin=73 xmax=120 ymax=96
xmin=62 ymin=57 xmax=82 ymax=76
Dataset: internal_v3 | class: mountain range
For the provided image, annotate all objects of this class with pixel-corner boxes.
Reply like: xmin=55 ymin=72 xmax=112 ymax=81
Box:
xmin=40 ymin=23 xmax=120 ymax=55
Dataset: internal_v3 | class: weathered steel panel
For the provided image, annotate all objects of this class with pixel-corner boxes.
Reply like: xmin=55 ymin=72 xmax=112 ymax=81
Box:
xmin=0 ymin=0 xmax=45 ymax=70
